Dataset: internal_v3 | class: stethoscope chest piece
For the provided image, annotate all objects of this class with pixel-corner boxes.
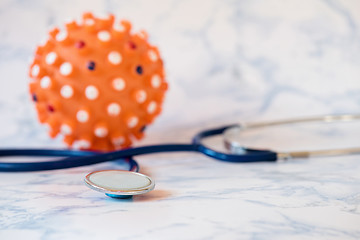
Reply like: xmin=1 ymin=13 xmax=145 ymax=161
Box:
xmin=84 ymin=170 xmax=155 ymax=199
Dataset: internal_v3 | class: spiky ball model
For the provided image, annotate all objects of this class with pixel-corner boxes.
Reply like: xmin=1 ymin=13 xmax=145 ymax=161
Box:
xmin=28 ymin=13 xmax=168 ymax=151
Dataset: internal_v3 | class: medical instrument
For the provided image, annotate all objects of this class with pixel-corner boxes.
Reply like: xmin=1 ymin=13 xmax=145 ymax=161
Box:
xmin=0 ymin=113 xmax=359 ymax=198
xmin=84 ymin=170 xmax=155 ymax=198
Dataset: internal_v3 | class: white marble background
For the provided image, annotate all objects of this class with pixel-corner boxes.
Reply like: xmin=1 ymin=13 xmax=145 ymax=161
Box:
xmin=0 ymin=0 xmax=359 ymax=239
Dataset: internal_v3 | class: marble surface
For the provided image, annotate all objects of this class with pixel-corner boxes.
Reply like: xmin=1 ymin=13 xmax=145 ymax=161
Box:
xmin=1 ymin=0 xmax=360 ymax=239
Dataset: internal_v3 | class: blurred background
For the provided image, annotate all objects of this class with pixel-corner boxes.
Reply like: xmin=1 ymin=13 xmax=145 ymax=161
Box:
xmin=0 ymin=0 xmax=359 ymax=148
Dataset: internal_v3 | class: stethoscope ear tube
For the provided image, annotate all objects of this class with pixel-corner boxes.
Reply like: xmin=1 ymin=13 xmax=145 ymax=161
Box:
xmin=192 ymin=125 xmax=277 ymax=162
xmin=0 ymin=149 xmax=139 ymax=172
xmin=0 ymin=113 xmax=358 ymax=172
xmin=196 ymin=144 xmax=277 ymax=162
xmin=0 ymin=124 xmax=279 ymax=172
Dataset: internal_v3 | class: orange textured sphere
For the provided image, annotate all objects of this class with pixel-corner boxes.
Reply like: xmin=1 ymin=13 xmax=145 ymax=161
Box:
xmin=29 ymin=13 xmax=168 ymax=151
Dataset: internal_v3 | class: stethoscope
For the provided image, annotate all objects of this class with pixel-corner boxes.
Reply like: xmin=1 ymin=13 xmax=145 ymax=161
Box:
xmin=1 ymin=114 xmax=359 ymax=199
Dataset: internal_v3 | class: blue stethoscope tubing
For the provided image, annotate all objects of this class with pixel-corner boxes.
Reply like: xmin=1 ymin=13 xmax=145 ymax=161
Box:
xmin=0 ymin=125 xmax=277 ymax=172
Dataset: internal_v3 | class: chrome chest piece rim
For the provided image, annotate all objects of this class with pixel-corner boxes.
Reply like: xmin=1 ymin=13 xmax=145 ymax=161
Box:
xmin=84 ymin=170 xmax=155 ymax=199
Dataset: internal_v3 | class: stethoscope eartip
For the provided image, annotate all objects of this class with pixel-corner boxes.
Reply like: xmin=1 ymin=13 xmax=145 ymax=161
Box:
xmin=84 ymin=170 xmax=155 ymax=199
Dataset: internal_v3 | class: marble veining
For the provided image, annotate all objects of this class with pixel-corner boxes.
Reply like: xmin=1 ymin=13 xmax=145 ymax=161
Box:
xmin=0 ymin=0 xmax=360 ymax=239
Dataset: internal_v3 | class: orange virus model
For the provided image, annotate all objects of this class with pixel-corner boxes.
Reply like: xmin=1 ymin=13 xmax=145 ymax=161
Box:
xmin=28 ymin=13 xmax=168 ymax=152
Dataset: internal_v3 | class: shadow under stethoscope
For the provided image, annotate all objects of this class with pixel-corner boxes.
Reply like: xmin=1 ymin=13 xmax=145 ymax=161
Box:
xmin=132 ymin=189 xmax=173 ymax=202
xmin=121 ymin=166 xmax=173 ymax=202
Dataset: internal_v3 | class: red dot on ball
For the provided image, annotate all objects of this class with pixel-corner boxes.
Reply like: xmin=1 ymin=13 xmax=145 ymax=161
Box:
xmin=47 ymin=105 xmax=55 ymax=112
xmin=128 ymin=41 xmax=137 ymax=49
xmin=75 ymin=41 xmax=86 ymax=49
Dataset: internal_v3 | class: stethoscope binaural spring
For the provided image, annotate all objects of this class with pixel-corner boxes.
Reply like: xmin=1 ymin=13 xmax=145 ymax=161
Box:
xmin=0 ymin=113 xmax=359 ymax=198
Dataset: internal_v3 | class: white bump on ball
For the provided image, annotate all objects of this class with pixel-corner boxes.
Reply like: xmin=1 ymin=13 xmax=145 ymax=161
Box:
xmin=148 ymin=50 xmax=158 ymax=62
xmin=94 ymin=127 xmax=108 ymax=138
xmin=108 ymin=51 xmax=122 ymax=65
xmin=45 ymin=52 xmax=57 ymax=65
xmin=56 ymin=30 xmax=68 ymax=42
xmin=112 ymin=78 xmax=125 ymax=91
xmin=84 ymin=18 xmax=95 ymax=26
xmin=151 ymin=74 xmax=161 ymax=88
xmin=77 ymin=110 xmax=89 ymax=123
xmin=135 ymin=90 xmax=147 ymax=103
xmin=40 ymin=76 xmax=51 ymax=89
xmin=73 ymin=140 xmax=91 ymax=149
xmin=85 ymin=85 xmax=99 ymax=100
xmin=31 ymin=64 xmax=40 ymax=77
xmin=112 ymin=136 xmax=125 ymax=146
xmin=60 ymin=62 xmax=73 ymax=76
xmin=113 ymin=22 xmax=125 ymax=32
xmin=60 ymin=124 xmax=72 ymax=135
xmin=127 ymin=116 xmax=138 ymax=128
xmin=137 ymin=32 xmax=146 ymax=39
xmin=107 ymin=103 xmax=121 ymax=116
xmin=97 ymin=30 xmax=111 ymax=42
xmin=147 ymin=101 xmax=157 ymax=114
xmin=60 ymin=85 xmax=74 ymax=99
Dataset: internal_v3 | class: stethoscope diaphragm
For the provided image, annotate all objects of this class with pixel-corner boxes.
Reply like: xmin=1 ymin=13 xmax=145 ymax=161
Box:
xmin=84 ymin=170 xmax=155 ymax=198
